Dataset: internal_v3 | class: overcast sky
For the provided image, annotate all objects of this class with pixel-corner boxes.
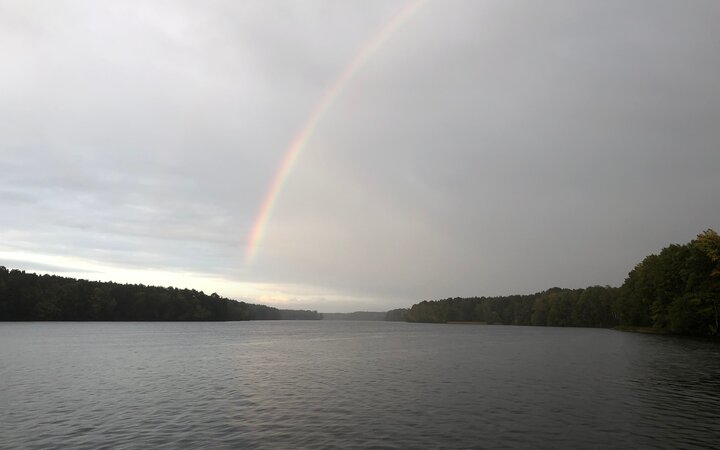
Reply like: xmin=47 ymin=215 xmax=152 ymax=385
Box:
xmin=1 ymin=0 xmax=719 ymax=312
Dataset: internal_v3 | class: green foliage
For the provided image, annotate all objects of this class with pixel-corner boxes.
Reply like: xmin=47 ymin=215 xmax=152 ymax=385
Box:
xmin=279 ymin=309 xmax=322 ymax=320
xmin=385 ymin=308 xmax=409 ymax=321
xmin=403 ymin=229 xmax=720 ymax=336
xmin=0 ymin=267 xmax=284 ymax=322
xmin=695 ymin=229 xmax=720 ymax=277
xmin=406 ymin=287 xmax=618 ymax=328
xmin=619 ymin=230 xmax=720 ymax=336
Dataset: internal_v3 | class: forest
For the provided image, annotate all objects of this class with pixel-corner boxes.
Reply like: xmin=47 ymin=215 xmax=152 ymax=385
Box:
xmin=2 ymin=230 xmax=718 ymax=334
xmin=0 ymin=269 xmax=321 ymax=321
xmin=387 ymin=230 xmax=720 ymax=337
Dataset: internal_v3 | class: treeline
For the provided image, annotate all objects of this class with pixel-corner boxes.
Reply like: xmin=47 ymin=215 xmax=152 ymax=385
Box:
xmin=279 ymin=309 xmax=323 ymax=320
xmin=385 ymin=308 xmax=409 ymax=321
xmin=390 ymin=286 xmax=618 ymax=328
xmin=322 ymin=311 xmax=386 ymax=321
xmin=388 ymin=230 xmax=720 ymax=336
xmin=617 ymin=229 xmax=719 ymax=335
xmin=0 ymin=267 xmax=320 ymax=321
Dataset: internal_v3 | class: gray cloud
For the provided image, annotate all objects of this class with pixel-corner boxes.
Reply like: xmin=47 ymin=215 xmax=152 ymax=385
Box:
xmin=1 ymin=0 xmax=719 ymax=311
xmin=253 ymin=0 xmax=720 ymax=304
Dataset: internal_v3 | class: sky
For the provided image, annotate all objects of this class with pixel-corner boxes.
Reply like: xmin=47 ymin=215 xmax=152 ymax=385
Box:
xmin=1 ymin=0 xmax=719 ymax=312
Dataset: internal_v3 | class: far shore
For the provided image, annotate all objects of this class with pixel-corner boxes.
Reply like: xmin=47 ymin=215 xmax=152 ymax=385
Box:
xmin=613 ymin=325 xmax=672 ymax=335
xmin=447 ymin=321 xmax=489 ymax=325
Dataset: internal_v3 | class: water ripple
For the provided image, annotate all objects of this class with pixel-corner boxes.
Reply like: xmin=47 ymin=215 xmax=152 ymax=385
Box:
xmin=1 ymin=322 xmax=718 ymax=449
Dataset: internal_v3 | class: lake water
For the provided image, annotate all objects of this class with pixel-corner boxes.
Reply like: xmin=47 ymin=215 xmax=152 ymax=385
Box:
xmin=1 ymin=321 xmax=718 ymax=449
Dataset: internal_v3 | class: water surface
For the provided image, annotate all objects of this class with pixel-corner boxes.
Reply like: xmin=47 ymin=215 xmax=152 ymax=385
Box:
xmin=1 ymin=321 xmax=718 ymax=448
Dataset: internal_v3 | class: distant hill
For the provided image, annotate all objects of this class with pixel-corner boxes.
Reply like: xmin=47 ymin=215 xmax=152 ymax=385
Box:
xmin=322 ymin=311 xmax=386 ymax=321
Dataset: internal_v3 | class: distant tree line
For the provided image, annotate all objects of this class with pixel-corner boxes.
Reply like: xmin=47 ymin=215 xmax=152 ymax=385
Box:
xmin=387 ymin=230 xmax=720 ymax=336
xmin=0 ymin=268 xmax=321 ymax=321
xmin=388 ymin=286 xmax=618 ymax=327
xmin=322 ymin=311 xmax=386 ymax=321
xmin=279 ymin=309 xmax=323 ymax=320
xmin=385 ymin=308 xmax=409 ymax=322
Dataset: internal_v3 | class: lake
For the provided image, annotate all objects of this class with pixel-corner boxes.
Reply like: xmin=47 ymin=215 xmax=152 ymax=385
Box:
xmin=1 ymin=321 xmax=718 ymax=449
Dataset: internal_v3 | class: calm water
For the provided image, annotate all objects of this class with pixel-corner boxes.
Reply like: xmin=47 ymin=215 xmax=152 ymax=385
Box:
xmin=1 ymin=322 xmax=719 ymax=449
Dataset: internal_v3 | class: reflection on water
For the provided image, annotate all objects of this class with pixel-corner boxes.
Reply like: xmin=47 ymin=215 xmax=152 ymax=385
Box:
xmin=1 ymin=322 xmax=718 ymax=449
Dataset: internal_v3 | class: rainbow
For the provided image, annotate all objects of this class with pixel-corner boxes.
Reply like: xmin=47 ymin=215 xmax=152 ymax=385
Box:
xmin=245 ymin=0 xmax=425 ymax=264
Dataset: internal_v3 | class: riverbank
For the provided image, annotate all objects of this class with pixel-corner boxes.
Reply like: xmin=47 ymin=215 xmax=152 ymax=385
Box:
xmin=447 ymin=321 xmax=489 ymax=325
xmin=614 ymin=325 xmax=673 ymax=335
